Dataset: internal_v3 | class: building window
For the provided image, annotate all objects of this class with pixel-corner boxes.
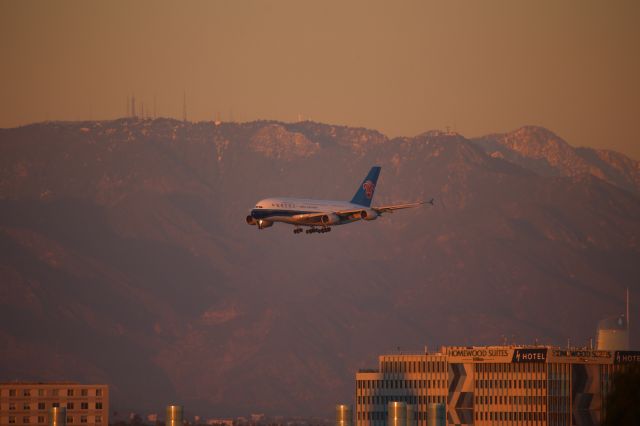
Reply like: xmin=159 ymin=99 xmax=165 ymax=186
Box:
xmin=67 ymin=416 xmax=73 ymax=424
xmin=23 ymin=389 xmax=31 ymax=397
xmin=9 ymin=416 xmax=16 ymax=424
xmin=67 ymin=403 xmax=74 ymax=409
xmin=9 ymin=403 xmax=16 ymax=410
xmin=96 ymin=389 xmax=102 ymax=397
xmin=81 ymin=402 xmax=88 ymax=410
xmin=38 ymin=389 xmax=45 ymax=397
xmin=67 ymin=389 xmax=74 ymax=397
xmin=24 ymin=403 xmax=31 ymax=410
xmin=95 ymin=402 xmax=103 ymax=409
xmin=23 ymin=417 xmax=31 ymax=424
xmin=52 ymin=389 xmax=59 ymax=397
xmin=96 ymin=415 xmax=102 ymax=423
xmin=9 ymin=389 xmax=16 ymax=396
xmin=38 ymin=402 xmax=45 ymax=410
xmin=38 ymin=416 xmax=45 ymax=424
xmin=81 ymin=389 xmax=88 ymax=397
xmin=80 ymin=415 xmax=87 ymax=423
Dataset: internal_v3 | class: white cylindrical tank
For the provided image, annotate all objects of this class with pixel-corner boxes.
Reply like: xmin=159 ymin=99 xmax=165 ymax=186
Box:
xmin=597 ymin=314 xmax=629 ymax=350
xmin=49 ymin=407 xmax=67 ymax=426
xmin=336 ymin=404 xmax=352 ymax=426
xmin=387 ymin=402 xmax=407 ymax=426
xmin=166 ymin=405 xmax=183 ymax=426
xmin=426 ymin=403 xmax=445 ymax=426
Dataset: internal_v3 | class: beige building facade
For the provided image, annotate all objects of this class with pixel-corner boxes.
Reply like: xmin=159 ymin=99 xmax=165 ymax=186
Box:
xmin=355 ymin=346 xmax=640 ymax=426
xmin=0 ymin=382 xmax=108 ymax=426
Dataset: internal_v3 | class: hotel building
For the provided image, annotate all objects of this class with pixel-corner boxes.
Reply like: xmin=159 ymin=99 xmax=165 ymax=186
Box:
xmin=0 ymin=382 xmax=108 ymax=426
xmin=355 ymin=346 xmax=640 ymax=426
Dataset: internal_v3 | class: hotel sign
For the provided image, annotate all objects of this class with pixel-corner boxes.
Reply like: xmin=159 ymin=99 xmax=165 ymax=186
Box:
xmin=446 ymin=347 xmax=549 ymax=363
xmin=547 ymin=349 xmax=613 ymax=364
xmin=446 ymin=347 xmax=512 ymax=363
xmin=614 ymin=351 xmax=640 ymax=364
xmin=512 ymin=348 xmax=547 ymax=363
xmin=446 ymin=347 xmax=619 ymax=364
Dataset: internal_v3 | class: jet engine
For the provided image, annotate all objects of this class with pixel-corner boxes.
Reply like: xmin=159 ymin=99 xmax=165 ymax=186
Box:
xmin=320 ymin=213 xmax=341 ymax=225
xmin=257 ymin=219 xmax=274 ymax=229
xmin=359 ymin=209 xmax=379 ymax=221
xmin=246 ymin=215 xmax=257 ymax=225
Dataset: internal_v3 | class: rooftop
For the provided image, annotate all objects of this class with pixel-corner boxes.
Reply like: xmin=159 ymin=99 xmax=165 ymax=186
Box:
xmin=0 ymin=382 xmax=106 ymax=386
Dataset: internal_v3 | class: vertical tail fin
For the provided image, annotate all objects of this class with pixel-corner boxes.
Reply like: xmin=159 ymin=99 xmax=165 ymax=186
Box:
xmin=350 ymin=166 xmax=381 ymax=207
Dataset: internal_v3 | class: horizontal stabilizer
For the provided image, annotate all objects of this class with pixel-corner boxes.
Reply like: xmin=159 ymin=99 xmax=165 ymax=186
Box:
xmin=373 ymin=199 xmax=433 ymax=214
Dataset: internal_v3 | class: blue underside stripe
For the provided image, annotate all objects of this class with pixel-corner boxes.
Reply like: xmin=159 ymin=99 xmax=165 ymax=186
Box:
xmin=251 ymin=209 xmax=316 ymax=219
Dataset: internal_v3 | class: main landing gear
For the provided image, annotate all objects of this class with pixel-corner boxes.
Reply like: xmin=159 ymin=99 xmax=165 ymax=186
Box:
xmin=293 ymin=227 xmax=332 ymax=234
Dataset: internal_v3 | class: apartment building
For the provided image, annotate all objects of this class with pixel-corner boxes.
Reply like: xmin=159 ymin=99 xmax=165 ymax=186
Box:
xmin=0 ymin=382 xmax=108 ymax=426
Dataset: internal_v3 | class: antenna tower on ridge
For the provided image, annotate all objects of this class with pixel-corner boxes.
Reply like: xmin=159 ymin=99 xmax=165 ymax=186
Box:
xmin=183 ymin=90 xmax=187 ymax=123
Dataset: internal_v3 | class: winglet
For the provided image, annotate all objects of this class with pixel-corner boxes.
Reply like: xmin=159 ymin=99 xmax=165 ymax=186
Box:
xmin=350 ymin=166 xmax=381 ymax=207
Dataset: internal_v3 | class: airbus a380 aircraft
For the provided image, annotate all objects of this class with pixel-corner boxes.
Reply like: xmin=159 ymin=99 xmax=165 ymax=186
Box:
xmin=246 ymin=166 xmax=432 ymax=234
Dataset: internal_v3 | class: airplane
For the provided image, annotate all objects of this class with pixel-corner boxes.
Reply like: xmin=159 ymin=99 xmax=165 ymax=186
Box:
xmin=246 ymin=166 xmax=433 ymax=234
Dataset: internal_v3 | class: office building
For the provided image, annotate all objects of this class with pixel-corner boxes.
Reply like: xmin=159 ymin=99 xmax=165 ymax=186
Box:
xmin=0 ymin=382 xmax=108 ymax=426
xmin=355 ymin=346 xmax=640 ymax=426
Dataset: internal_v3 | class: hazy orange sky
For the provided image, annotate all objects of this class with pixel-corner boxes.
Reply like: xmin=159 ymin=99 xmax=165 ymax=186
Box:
xmin=1 ymin=1 xmax=639 ymax=158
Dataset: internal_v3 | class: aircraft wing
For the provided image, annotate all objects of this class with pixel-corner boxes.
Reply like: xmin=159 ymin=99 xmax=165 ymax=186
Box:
xmin=290 ymin=199 xmax=433 ymax=224
xmin=372 ymin=199 xmax=433 ymax=214
xmin=332 ymin=199 xmax=433 ymax=216
xmin=292 ymin=210 xmax=365 ymax=224
xmin=290 ymin=213 xmax=328 ymax=225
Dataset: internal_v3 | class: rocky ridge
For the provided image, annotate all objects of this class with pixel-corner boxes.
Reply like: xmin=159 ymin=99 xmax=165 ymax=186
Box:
xmin=472 ymin=126 xmax=640 ymax=194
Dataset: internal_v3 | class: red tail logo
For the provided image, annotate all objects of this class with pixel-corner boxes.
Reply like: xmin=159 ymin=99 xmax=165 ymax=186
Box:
xmin=363 ymin=180 xmax=375 ymax=199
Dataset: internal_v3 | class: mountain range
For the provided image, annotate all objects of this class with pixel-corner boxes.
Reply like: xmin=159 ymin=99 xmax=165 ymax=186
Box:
xmin=1 ymin=118 xmax=639 ymax=418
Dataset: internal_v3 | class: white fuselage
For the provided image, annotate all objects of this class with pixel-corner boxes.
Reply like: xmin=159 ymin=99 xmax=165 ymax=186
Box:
xmin=249 ymin=197 xmax=367 ymax=226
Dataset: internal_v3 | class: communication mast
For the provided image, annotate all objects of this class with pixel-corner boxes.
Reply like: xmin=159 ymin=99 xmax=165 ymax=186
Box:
xmin=183 ymin=90 xmax=187 ymax=123
xmin=627 ymin=287 xmax=630 ymax=340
